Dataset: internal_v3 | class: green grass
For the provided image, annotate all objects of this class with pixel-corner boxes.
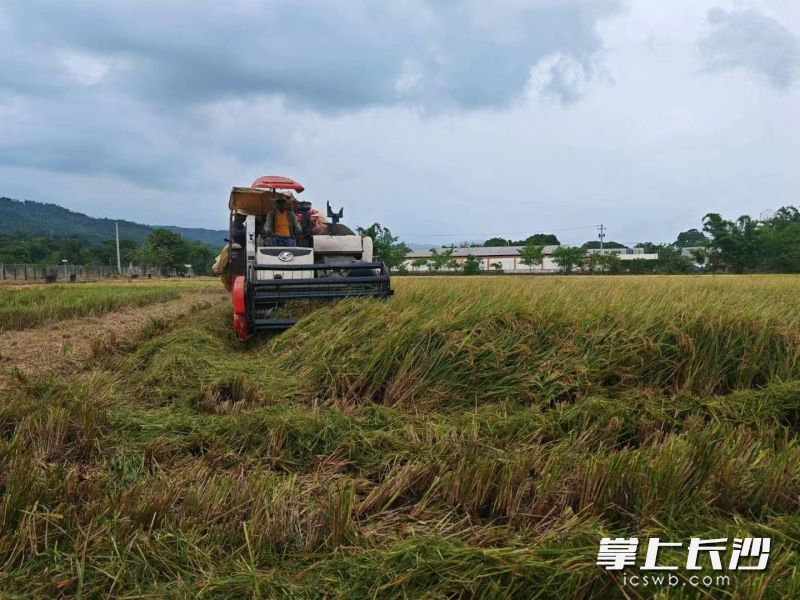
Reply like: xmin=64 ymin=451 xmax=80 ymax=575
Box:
xmin=0 ymin=282 xmax=184 ymax=329
xmin=1 ymin=275 xmax=800 ymax=597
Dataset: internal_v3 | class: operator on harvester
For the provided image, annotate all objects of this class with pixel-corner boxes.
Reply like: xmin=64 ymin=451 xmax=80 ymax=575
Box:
xmin=261 ymin=195 xmax=301 ymax=247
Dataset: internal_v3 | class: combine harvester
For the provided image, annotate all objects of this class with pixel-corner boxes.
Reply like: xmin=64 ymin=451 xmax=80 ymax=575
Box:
xmin=225 ymin=176 xmax=393 ymax=341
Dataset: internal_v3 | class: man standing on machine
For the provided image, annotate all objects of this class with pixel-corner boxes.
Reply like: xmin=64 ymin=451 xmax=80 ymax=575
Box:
xmin=262 ymin=194 xmax=301 ymax=246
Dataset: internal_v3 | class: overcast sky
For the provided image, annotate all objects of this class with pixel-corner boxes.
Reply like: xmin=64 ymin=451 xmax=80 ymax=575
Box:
xmin=1 ymin=1 xmax=798 ymax=246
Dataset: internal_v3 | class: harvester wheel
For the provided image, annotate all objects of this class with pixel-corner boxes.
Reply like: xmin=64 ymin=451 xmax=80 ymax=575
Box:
xmin=232 ymin=275 xmax=251 ymax=342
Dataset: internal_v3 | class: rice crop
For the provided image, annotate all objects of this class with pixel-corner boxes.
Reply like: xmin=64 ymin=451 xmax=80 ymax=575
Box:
xmin=0 ymin=275 xmax=799 ymax=598
xmin=0 ymin=283 xmax=183 ymax=329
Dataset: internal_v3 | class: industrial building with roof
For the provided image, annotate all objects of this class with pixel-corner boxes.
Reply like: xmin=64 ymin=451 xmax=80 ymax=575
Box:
xmin=403 ymin=245 xmax=658 ymax=273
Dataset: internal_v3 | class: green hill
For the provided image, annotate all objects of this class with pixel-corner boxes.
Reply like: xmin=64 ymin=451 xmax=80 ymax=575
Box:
xmin=0 ymin=197 xmax=226 ymax=247
xmin=157 ymin=225 xmax=227 ymax=247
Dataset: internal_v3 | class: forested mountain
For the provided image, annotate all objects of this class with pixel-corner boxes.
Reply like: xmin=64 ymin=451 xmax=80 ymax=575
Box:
xmin=0 ymin=197 xmax=226 ymax=247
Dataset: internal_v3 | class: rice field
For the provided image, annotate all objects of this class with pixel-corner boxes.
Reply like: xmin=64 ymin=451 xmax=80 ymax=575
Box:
xmin=0 ymin=275 xmax=799 ymax=598
xmin=0 ymin=283 xmax=183 ymax=330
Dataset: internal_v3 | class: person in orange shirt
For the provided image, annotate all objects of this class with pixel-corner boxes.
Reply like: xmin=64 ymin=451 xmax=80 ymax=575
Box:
xmin=262 ymin=196 xmax=301 ymax=246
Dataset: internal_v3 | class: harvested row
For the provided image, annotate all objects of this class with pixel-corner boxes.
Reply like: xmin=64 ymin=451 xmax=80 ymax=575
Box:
xmin=2 ymin=371 xmax=798 ymax=597
xmin=0 ymin=282 xmax=185 ymax=329
xmin=0 ymin=287 xmax=227 ymax=378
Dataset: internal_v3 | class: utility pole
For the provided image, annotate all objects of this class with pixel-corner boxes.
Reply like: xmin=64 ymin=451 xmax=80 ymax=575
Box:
xmin=115 ymin=221 xmax=122 ymax=274
xmin=598 ymin=224 xmax=606 ymax=251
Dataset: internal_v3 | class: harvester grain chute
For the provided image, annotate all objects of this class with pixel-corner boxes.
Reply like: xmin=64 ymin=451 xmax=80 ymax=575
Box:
xmin=223 ymin=176 xmax=393 ymax=341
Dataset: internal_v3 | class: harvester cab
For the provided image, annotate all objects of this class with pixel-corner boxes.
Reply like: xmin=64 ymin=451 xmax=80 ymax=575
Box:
xmin=227 ymin=176 xmax=393 ymax=341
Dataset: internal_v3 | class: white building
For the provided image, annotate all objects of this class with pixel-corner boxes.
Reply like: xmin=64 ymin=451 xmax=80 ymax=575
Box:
xmin=403 ymin=245 xmax=658 ymax=273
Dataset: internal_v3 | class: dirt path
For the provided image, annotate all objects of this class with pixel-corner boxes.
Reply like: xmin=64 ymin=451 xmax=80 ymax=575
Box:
xmin=0 ymin=290 xmax=227 ymax=378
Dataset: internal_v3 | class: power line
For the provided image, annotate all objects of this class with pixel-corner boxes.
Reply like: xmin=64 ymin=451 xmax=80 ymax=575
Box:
xmin=396 ymin=224 xmax=600 ymax=237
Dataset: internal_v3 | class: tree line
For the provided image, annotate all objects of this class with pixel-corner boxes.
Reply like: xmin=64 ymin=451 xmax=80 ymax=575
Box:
xmin=5 ymin=205 xmax=796 ymax=277
xmin=384 ymin=205 xmax=800 ymax=275
xmin=699 ymin=207 xmax=800 ymax=273
xmin=0 ymin=228 xmax=215 ymax=275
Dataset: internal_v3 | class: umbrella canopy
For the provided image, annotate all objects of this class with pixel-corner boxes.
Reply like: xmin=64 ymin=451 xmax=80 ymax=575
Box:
xmin=251 ymin=176 xmax=304 ymax=193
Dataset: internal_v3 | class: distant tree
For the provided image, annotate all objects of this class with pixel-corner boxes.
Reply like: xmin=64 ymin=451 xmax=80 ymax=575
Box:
xmin=445 ymin=251 xmax=459 ymax=270
xmin=617 ymin=244 xmax=691 ymax=274
xmin=688 ymin=248 xmax=707 ymax=266
xmin=587 ymin=252 xmax=622 ymax=274
xmin=767 ymin=206 xmax=800 ymax=225
xmin=656 ymin=245 xmax=692 ymax=273
xmin=624 ymin=258 xmax=658 ymax=274
xmin=428 ymin=248 xmax=456 ymax=271
xmin=428 ymin=249 xmax=443 ymax=271
xmin=184 ymin=240 xmax=215 ymax=276
xmin=120 ymin=239 xmax=140 ymax=264
xmin=484 ymin=234 xmax=560 ymax=247
xmin=357 ymin=223 xmax=410 ymax=270
xmin=586 ymin=253 xmax=602 ymax=273
xmin=54 ymin=238 xmax=89 ymax=265
xmin=551 ymin=246 xmax=585 ymax=274
xmin=524 ymin=234 xmax=560 ymax=246
xmin=704 ymin=247 xmax=725 ymax=272
xmin=582 ymin=240 xmax=627 ymax=249
xmin=490 ymin=262 xmax=503 ymax=271
xmin=518 ymin=244 xmax=544 ymax=271
xmin=702 ymin=213 xmax=760 ymax=273
xmin=410 ymin=257 xmax=429 ymax=271
xmin=92 ymin=240 xmax=116 ymax=266
xmin=603 ymin=252 xmax=623 ymax=274
xmin=91 ymin=239 xmax=139 ymax=267
xmin=758 ymin=206 xmax=800 ymax=272
xmin=674 ymin=228 xmax=708 ymax=248
xmin=694 ymin=206 xmax=800 ymax=273
xmin=134 ymin=229 xmax=187 ymax=275
xmin=463 ymin=254 xmax=481 ymax=275
xmin=0 ymin=231 xmax=60 ymax=263
xmin=635 ymin=242 xmax=659 ymax=254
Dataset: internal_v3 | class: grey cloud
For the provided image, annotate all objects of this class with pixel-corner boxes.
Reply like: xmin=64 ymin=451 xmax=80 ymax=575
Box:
xmin=699 ymin=7 xmax=800 ymax=89
xmin=529 ymin=52 xmax=606 ymax=104
xmin=0 ymin=0 xmax=621 ymax=188
xmin=2 ymin=0 xmax=620 ymax=111
xmin=0 ymin=89 xmax=293 ymax=189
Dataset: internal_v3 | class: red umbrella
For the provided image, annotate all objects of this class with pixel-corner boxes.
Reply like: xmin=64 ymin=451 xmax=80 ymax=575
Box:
xmin=250 ymin=176 xmax=304 ymax=193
